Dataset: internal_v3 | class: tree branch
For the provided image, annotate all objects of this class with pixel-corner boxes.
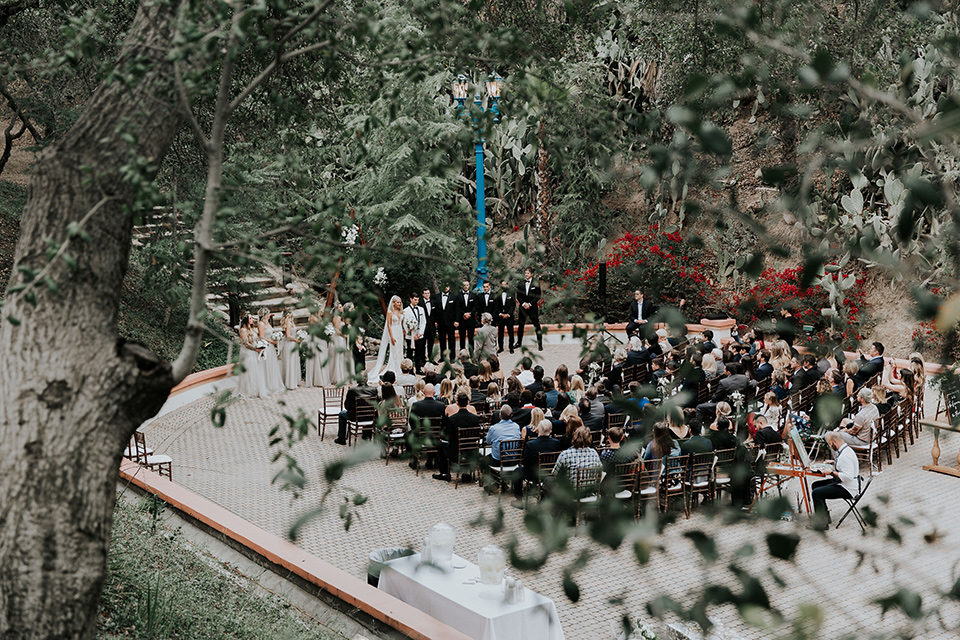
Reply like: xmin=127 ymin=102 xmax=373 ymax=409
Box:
xmin=172 ymin=58 xmax=209 ymax=152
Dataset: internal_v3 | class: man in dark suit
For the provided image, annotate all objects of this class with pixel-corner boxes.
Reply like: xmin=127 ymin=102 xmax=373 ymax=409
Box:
xmin=791 ymin=354 xmax=822 ymax=391
xmin=696 ymin=362 xmax=756 ymax=422
xmin=755 ymin=349 xmax=774 ymax=381
xmin=477 ymin=280 xmax=496 ymax=320
xmin=680 ymin=420 xmax=713 ymax=455
xmin=854 ymin=341 xmax=885 ymax=387
xmin=454 ymin=279 xmax=478 ymax=352
xmin=409 ymin=383 xmax=446 ymax=469
xmin=436 ymin=285 xmax=457 ymax=360
xmin=420 ymin=287 xmax=438 ymax=363
xmin=525 ymin=365 xmax=545 ymax=396
xmin=515 ymin=267 xmax=542 ymax=351
xmin=625 ymin=288 xmax=655 ymax=340
xmin=434 ymin=393 xmax=481 ymax=481
xmin=334 ymin=382 xmax=379 ymax=444
xmin=512 ymin=419 xmax=563 ymax=500
xmin=494 ymin=279 xmax=516 ymax=354
xmin=625 ymin=336 xmax=648 ymax=367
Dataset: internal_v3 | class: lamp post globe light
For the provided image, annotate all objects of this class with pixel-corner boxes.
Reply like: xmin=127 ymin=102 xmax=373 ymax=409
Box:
xmin=452 ymin=72 xmax=502 ymax=290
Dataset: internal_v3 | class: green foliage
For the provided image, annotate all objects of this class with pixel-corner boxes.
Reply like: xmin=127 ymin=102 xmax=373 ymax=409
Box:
xmin=99 ymin=497 xmax=333 ymax=639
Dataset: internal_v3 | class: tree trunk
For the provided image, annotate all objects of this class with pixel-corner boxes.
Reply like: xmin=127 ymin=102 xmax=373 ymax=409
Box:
xmin=0 ymin=1 xmax=180 ymax=638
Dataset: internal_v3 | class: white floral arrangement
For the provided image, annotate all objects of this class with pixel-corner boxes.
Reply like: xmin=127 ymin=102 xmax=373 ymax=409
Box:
xmin=342 ymin=224 xmax=360 ymax=246
xmin=254 ymin=339 xmax=268 ymax=350
xmin=373 ymin=266 xmax=388 ymax=287
xmin=297 ymin=329 xmax=309 ymax=341
xmin=271 ymin=330 xmax=284 ymax=342
xmin=588 ymin=361 xmax=602 ymax=385
xmin=324 ymin=323 xmax=336 ymax=337
xmin=403 ymin=315 xmax=418 ymax=334
xmin=611 ymin=619 xmax=658 ymax=640
xmin=657 ymin=376 xmax=673 ymax=398
xmin=729 ymin=391 xmax=745 ymax=412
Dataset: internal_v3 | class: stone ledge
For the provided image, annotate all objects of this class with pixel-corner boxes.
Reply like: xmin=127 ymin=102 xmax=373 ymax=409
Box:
xmin=118 ymin=460 xmax=471 ymax=640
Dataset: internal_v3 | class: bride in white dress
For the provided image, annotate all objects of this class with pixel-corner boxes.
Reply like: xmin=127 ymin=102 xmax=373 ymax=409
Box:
xmin=367 ymin=295 xmax=405 ymax=384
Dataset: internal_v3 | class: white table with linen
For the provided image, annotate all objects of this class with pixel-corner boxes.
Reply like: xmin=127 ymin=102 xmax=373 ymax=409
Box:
xmin=378 ymin=553 xmax=565 ymax=640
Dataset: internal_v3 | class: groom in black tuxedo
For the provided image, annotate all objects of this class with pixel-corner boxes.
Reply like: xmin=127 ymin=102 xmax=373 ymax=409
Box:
xmin=454 ymin=279 xmax=478 ymax=352
xmin=516 ymin=268 xmax=542 ymax=351
xmin=420 ymin=287 xmax=438 ymax=363
xmin=494 ymin=279 xmax=515 ymax=354
xmin=625 ymin=288 xmax=655 ymax=340
xmin=436 ymin=284 xmax=456 ymax=360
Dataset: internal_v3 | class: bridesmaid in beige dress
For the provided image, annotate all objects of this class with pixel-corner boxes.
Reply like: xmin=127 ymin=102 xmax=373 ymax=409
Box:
xmin=258 ymin=311 xmax=285 ymax=394
xmin=236 ymin=315 xmax=268 ymax=398
xmin=305 ymin=309 xmax=330 ymax=387
xmin=280 ymin=310 xmax=302 ymax=389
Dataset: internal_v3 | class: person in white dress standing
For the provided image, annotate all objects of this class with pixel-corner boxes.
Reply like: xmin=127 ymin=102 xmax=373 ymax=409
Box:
xmin=305 ymin=308 xmax=331 ymax=387
xmin=258 ymin=311 xmax=285 ymax=394
xmin=280 ymin=310 xmax=302 ymax=389
xmin=236 ymin=315 xmax=269 ymax=398
xmin=368 ymin=295 xmax=405 ymax=384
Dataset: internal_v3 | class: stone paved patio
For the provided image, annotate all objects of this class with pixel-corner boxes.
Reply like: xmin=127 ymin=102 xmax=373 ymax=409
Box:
xmin=142 ymin=344 xmax=960 ymax=639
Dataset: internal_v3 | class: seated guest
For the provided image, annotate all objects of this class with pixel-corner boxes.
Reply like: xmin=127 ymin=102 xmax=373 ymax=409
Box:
xmin=469 ymin=376 xmax=486 ymax=404
xmin=625 ymin=336 xmax=648 ymax=367
xmin=837 ymin=387 xmax=879 ymax=447
xmin=792 ymin=354 xmax=823 ymax=392
xmin=651 ymin=356 xmax=669 ymax=380
xmin=407 ymin=379 xmax=426 ymax=407
xmin=489 ymin=354 xmax=504 ymax=383
xmin=810 ymin=431 xmax=860 ymax=531
xmin=512 ymin=389 xmax=535 ymax=427
xmin=842 ymin=360 xmax=859 ymax=397
xmin=680 ymin=419 xmax=713 ymax=455
xmin=702 ymin=352 xmax=719 ymax=380
xmin=643 ymin=422 xmax=681 ymax=461
xmin=602 ymin=348 xmax=628 ymax=391
xmin=459 ymin=349 xmax=479 ymax=378
xmin=700 ymin=329 xmax=717 ymax=353
xmin=595 ymin=383 xmax=612 ymax=407
xmin=520 ymin=407 xmax=546 ymax=442
xmin=854 ymin=341 xmax=884 ymax=388
xmin=585 ymin=386 xmax=605 ymax=420
xmin=485 ymin=382 xmax=501 ymax=407
xmin=380 ymin=381 xmax=404 ymax=408
xmin=555 ymin=408 xmax=580 ymax=449
xmin=512 ymin=419 xmax=563 ymax=500
xmin=752 ymin=415 xmax=783 ymax=448
xmin=871 ymin=385 xmax=891 ymax=416
xmin=696 ymin=362 xmax=755 ymax=422
xmin=707 ymin=416 xmax=739 ymax=451
xmin=445 ymin=388 xmax=478 ymax=420
xmin=543 ymin=377 xmax=559 ymax=409
xmin=397 ymin=359 xmax=417 ymax=387
xmin=713 ymin=348 xmax=726 ymax=377
xmin=437 ymin=378 xmax=455 ymax=405
xmin=525 ymin=365 xmax=545 ymax=395
xmin=516 ymin=357 xmax=535 ymax=387
xmin=755 ymin=349 xmax=774 ymax=381
xmin=568 ymin=374 xmax=586 ymax=404
xmin=882 ymin=360 xmax=916 ymax=407
xmin=667 ymin=407 xmax=689 ymax=440
xmin=656 ymin=328 xmax=672 ymax=354
xmin=578 ymin=397 xmax=603 ymax=431
xmin=552 ymin=425 xmax=602 ymax=482
xmin=831 ymin=369 xmax=846 ymax=396
xmin=334 ymin=380 xmax=379 ymax=445
xmin=484 ymin=404 xmax=521 ymax=467
xmin=750 ymin=392 xmax=781 ymax=437
xmin=433 ymin=392 xmax=482 ymax=482
xmin=770 ymin=370 xmax=790 ymax=401
xmin=477 ymin=360 xmax=494 ymax=384
xmin=422 ymin=363 xmax=439 ymax=386
xmin=600 ymin=426 xmax=637 ymax=465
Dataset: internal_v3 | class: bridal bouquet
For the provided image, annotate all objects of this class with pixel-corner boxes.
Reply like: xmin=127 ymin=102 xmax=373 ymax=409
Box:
xmin=271 ymin=330 xmax=283 ymax=342
xmin=324 ymin=323 xmax=336 ymax=337
xmin=254 ymin=339 xmax=268 ymax=350
xmin=403 ymin=316 xmax=419 ymax=335
xmin=297 ymin=329 xmax=309 ymax=342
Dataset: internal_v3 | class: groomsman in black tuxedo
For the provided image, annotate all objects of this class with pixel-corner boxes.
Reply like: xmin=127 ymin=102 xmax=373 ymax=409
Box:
xmin=477 ymin=280 xmax=496 ymax=320
xmin=420 ymin=287 xmax=438 ymax=363
xmin=494 ymin=279 xmax=515 ymax=354
xmin=454 ymin=279 xmax=478 ymax=352
xmin=516 ymin=267 xmax=543 ymax=351
xmin=437 ymin=285 xmax=457 ymax=360
xmin=625 ymin=288 xmax=655 ymax=340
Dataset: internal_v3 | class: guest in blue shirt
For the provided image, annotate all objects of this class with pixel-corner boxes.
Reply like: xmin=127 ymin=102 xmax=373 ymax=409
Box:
xmin=543 ymin=377 xmax=559 ymax=409
xmin=485 ymin=404 xmax=521 ymax=462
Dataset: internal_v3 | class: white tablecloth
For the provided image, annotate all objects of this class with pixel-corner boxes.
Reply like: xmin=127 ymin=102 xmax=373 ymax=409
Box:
xmin=378 ymin=553 xmax=565 ymax=640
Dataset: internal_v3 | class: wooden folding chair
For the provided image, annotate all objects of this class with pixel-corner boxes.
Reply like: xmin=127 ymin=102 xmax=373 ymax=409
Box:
xmin=658 ymin=455 xmax=690 ymax=517
xmin=317 ymin=386 xmax=343 ymax=441
xmin=712 ymin=448 xmax=738 ymax=502
xmin=685 ymin=452 xmax=717 ymax=512
xmin=413 ymin=417 xmax=442 ymax=477
xmin=848 ymin=421 xmax=880 ymax=475
xmin=574 ymin=466 xmax=603 ymax=526
xmin=489 ymin=438 xmax=523 ymax=494
xmin=453 ymin=426 xmax=483 ymax=489
xmin=637 ymin=458 xmax=662 ymax=516
xmin=381 ymin=406 xmax=408 ymax=465
xmin=610 ymin=461 xmax=641 ymax=518
xmin=132 ymin=431 xmax=172 ymax=480
xmin=347 ymin=402 xmax=377 ymax=446
xmin=534 ymin=451 xmax=561 ymax=500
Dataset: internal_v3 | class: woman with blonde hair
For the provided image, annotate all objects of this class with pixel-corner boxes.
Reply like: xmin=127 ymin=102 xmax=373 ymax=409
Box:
xmin=522 ymin=407 xmax=546 ymax=440
xmin=701 ymin=352 xmax=718 ymax=380
xmin=367 ymin=295 xmax=405 ymax=383
xmin=769 ymin=341 xmax=792 ymax=372
xmin=909 ymin=352 xmax=927 ymax=416
xmin=569 ymin=374 xmax=586 ymax=403
xmin=438 ymin=378 xmax=455 ymax=405
xmin=485 ymin=382 xmax=501 ymax=406
xmin=478 ymin=360 xmax=494 ymax=384
xmin=407 ymin=378 xmax=426 ymax=407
